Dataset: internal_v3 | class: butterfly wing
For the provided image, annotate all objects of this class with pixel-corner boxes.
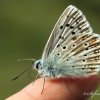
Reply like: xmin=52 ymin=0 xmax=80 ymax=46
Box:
xmin=42 ymin=5 xmax=100 ymax=76
xmin=52 ymin=32 xmax=100 ymax=76
xmin=42 ymin=5 xmax=93 ymax=60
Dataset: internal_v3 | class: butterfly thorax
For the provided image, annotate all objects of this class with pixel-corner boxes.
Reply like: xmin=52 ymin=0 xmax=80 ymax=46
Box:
xmin=33 ymin=58 xmax=64 ymax=78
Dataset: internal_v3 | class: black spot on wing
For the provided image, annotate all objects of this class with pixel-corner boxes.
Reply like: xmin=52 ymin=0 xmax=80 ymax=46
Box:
xmin=63 ymin=46 xmax=66 ymax=49
xmin=72 ymin=31 xmax=75 ymax=35
xmin=70 ymin=26 xmax=74 ymax=29
xmin=60 ymin=25 xmax=63 ymax=29
xmin=66 ymin=24 xmax=70 ymax=27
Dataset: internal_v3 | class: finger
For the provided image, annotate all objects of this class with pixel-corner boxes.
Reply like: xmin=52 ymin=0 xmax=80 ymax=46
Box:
xmin=7 ymin=78 xmax=72 ymax=100
xmin=50 ymin=75 xmax=100 ymax=100
xmin=6 ymin=75 xmax=100 ymax=100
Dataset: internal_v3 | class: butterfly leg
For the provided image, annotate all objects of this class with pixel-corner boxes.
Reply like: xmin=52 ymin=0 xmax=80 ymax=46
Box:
xmin=41 ymin=77 xmax=46 ymax=94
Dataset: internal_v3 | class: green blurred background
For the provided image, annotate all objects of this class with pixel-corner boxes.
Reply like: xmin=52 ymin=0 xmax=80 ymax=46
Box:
xmin=0 ymin=0 xmax=100 ymax=99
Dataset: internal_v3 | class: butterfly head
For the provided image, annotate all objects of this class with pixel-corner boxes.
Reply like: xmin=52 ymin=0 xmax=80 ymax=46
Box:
xmin=32 ymin=60 xmax=42 ymax=71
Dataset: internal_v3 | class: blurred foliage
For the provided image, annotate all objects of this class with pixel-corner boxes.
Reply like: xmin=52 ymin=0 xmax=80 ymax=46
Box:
xmin=0 ymin=0 xmax=100 ymax=99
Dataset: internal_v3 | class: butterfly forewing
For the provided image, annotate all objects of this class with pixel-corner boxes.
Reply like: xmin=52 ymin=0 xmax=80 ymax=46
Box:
xmin=41 ymin=5 xmax=100 ymax=77
xmin=42 ymin=5 xmax=92 ymax=60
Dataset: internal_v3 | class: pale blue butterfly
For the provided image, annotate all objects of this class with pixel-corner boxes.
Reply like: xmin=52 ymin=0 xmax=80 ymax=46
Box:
xmin=12 ymin=5 xmax=100 ymax=94
xmin=33 ymin=5 xmax=100 ymax=79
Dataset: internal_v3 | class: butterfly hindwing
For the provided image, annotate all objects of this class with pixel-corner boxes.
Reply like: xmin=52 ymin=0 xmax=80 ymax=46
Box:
xmin=54 ymin=32 xmax=100 ymax=76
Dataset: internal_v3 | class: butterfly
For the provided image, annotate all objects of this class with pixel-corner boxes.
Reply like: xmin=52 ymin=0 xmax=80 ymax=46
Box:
xmin=33 ymin=5 xmax=100 ymax=79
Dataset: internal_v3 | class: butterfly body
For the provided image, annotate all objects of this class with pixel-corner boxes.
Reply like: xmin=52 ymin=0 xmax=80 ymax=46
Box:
xmin=33 ymin=5 xmax=100 ymax=78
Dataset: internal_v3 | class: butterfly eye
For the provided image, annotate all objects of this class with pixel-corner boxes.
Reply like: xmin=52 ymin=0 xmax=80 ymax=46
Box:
xmin=34 ymin=61 xmax=40 ymax=70
xmin=35 ymin=64 xmax=39 ymax=69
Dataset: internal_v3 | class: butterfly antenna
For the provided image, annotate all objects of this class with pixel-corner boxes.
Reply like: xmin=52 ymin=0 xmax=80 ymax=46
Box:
xmin=12 ymin=66 xmax=32 ymax=82
xmin=17 ymin=58 xmax=36 ymax=62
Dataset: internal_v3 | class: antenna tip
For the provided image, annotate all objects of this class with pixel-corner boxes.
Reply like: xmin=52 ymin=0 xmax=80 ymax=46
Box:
xmin=12 ymin=76 xmax=18 ymax=82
